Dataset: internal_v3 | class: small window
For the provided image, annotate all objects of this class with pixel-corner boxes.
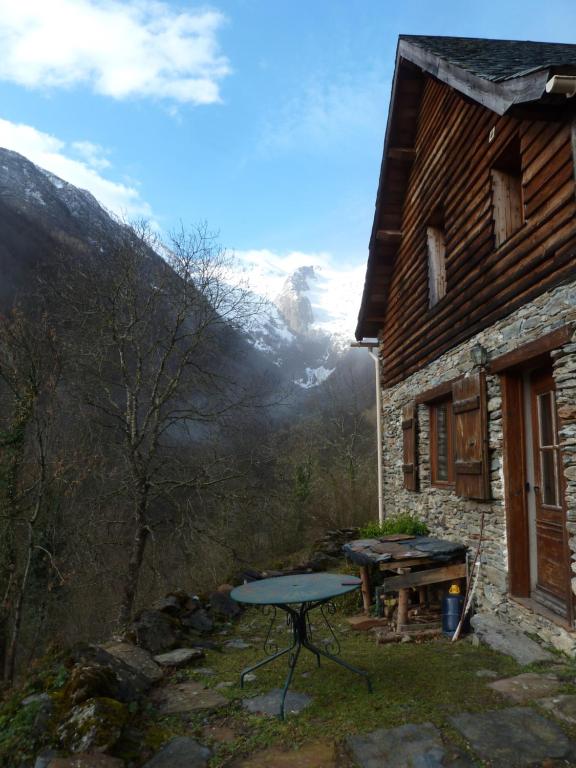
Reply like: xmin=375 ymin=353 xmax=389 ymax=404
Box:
xmin=427 ymin=224 xmax=446 ymax=308
xmin=491 ymin=136 xmax=524 ymax=247
xmin=430 ymin=398 xmax=455 ymax=486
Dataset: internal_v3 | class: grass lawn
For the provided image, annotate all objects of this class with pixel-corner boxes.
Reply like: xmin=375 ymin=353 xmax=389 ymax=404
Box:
xmin=140 ymin=602 xmax=576 ymax=767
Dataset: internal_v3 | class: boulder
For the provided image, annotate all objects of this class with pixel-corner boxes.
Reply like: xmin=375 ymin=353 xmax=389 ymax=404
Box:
xmin=68 ymin=644 xmax=151 ymax=703
xmin=130 ymin=610 xmax=182 ymax=654
xmin=153 ymin=648 xmax=204 ymax=668
xmin=209 ymin=590 xmax=242 ymax=620
xmin=101 ymin=642 xmax=163 ymax=683
xmin=142 ymin=737 xmax=211 ymax=768
xmin=152 ymin=595 xmax=181 ymax=616
xmin=57 ymin=696 xmax=128 ymax=753
xmin=22 ymin=693 xmax=54 ymax=738
xmin=180 ymin=608 xmax=213 ymax=634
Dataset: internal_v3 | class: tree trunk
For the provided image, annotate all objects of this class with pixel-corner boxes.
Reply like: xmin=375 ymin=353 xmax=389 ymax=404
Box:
xmin=118 ymin=492 xmax=149 ymax=627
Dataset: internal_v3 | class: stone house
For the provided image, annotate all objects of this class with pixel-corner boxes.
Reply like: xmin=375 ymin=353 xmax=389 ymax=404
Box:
xmin=355 ymin=36 xmax=576 ymax=653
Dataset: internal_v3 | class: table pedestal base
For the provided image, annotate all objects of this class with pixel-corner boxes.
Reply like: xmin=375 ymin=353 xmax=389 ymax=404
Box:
xmin=240 ymin=600 xmax=372 ymax=719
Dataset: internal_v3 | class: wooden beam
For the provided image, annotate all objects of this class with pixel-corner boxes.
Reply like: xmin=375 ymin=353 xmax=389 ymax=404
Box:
xmin=376 ymin=229 xmax=402 ymax=243
xmin=415 ymin=375 xmax=464 ymax=405
xmin=380 ymin=563 xmax=466 ymax=592
xmin=488 ymin=323 xmax=574 ymax=373
xmin=388 ymin=147 xmax=416 ymax=161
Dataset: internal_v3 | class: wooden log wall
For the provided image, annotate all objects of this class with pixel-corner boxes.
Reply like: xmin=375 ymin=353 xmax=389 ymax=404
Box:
xmin=380 ymin=76 xmax=576 ymax=388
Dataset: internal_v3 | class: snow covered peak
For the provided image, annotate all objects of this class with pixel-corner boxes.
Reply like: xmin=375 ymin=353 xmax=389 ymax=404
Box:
xmin=275 ymin=266 xmax=317 ymax=335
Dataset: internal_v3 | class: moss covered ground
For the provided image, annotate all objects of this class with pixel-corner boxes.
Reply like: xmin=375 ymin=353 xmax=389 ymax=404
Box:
xmin=136 ymin=601 xmax=576 ymax=767
xmin=3 ymin=589 xmax=576 ymax=766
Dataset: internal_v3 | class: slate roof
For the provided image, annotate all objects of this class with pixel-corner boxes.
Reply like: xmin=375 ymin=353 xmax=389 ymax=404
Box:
xmin=401 ymin=35 xmax=576 ymax=82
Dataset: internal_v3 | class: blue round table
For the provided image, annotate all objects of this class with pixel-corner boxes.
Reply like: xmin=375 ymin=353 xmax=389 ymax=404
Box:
xmin=231 ymin=573 xmax=372 ymax=719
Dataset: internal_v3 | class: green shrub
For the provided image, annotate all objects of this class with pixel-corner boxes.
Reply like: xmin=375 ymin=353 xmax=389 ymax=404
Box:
xmin=358 ymin=513 xmax=429 ymax=539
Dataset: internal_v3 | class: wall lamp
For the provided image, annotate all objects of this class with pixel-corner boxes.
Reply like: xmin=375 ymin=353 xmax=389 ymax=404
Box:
xmin=470 ymin=343 xmax=489 ymax=367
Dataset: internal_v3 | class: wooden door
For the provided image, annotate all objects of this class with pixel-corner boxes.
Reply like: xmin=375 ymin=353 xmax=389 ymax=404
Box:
xmin=530 ymin=368 xmax=568 ymax=610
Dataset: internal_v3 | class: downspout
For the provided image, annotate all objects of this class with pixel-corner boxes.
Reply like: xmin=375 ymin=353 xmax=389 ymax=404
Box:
xmin=368 ymin=344 xmax=385 ymax=524
xmin=351 ymin=339 xmax=385 ymax=524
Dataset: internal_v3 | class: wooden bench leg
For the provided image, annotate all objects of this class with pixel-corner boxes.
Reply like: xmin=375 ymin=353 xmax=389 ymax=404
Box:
xmin=360 ymin=566 xmax=371 ymax=614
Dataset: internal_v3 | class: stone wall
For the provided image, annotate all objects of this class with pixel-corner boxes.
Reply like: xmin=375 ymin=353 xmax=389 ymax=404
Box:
xmin=378 ymin=278 xmax=576 ymax=654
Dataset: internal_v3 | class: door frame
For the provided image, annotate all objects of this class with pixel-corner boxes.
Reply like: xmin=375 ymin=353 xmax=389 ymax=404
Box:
xmin=501 ymin=359 xmax=573 ymax=624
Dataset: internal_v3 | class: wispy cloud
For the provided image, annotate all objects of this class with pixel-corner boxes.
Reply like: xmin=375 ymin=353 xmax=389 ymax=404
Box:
xmin=0 ymin=0 xmax=230 ymax=105
xmin=260 ymin=69 xmax=388 ymax=154
xmin=236 ymin=248 xmax=365 ymax=337
xmin=0 ymin=118 xmax=151 ymax=218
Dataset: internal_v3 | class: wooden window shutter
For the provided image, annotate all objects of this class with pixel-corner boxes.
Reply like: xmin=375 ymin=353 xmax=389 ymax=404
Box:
xmin=452 ymin=372 xmax=490 ymax=500
xmin=402 ymin=402 xmax=418 ymax=491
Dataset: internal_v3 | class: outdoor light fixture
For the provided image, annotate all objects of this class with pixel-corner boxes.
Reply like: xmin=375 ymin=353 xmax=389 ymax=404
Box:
xmin=470 ymin=343 xmax=489 ymax=367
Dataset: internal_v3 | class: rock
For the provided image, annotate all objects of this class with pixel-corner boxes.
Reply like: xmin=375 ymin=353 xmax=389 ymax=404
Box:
xmin=131 ymin=610 xmax=182 ymax=654
xmin=451 ymin=707 xmax=576 ymax=767
xmin=225 ymin=638 xmax=251 ymax=650
xmin=47 ymin=756 xmax=124 ymax=767
xmin=150 ymin=681 xmax=228 ymax=715
xmin=190 ymin=667 xmax=216 ymax=676
xmin=217 ymin=583 xmax=234 ymax=594
xmin=243 ymin=673 xmax=256 ymax=683
xmin=215 ymin=681 xmax=234 ymax=689
xmin=209 ymin=590 xmax=242 ymax=619
xmin=242 ymin=689 xmax=312 ymax=717
xmin=34 ymin=749 xmax=59 ymax=768
xmin=152 ymin=595 xmax=182 ymax=615
xmin=142 ymin=737 xmax=211 ymax=768
xmin=186 ymin=638 xmax=221 ymax=652
xmin=68 ymin=644 xmax=150 ymax=703
xmin=470 ymin=614 xmax=554 ymax=665
xmin=539 ymin=694 xmax=576 ymax=725
xmin=102 ymin=642 xmax=163 ymax=683
xmin=153 ymin=648 xmax=204 ymax=667
xmin=25 ymin=693 xmax=55 ymax=739
xmin=57 ymin=696 xmax=128 ymax=753
xmin=347 ymin=722 xmax=474 ymax=767
xmin=180 ymin=608 xmax=213 ymax=634
xmin=488 ymin=673 xmax=562 ymax=703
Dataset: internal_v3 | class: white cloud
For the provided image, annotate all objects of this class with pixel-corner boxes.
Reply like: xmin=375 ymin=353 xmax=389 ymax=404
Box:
xmin=236 ymin=248 xmax=365 ymax=338
xmin=260 ymin=70 xmax=388 ymax=154
xmin=0 ymin=118 xmax=151 ymax=217
xmin=0 ymin=0 xmax=230 ymax=105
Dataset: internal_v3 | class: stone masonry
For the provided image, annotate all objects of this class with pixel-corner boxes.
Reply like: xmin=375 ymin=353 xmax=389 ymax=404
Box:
xmin=378 ymin=279 xmax=576 ymax=654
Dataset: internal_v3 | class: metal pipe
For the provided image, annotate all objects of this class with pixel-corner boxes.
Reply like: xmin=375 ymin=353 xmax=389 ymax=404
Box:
xmin=368 ymin=345 xmax=385 ymax=524
xmin=545 ymin=75 xmax=576 ymax=98
xmin=350 ymin=339 xmax=384 ymax=524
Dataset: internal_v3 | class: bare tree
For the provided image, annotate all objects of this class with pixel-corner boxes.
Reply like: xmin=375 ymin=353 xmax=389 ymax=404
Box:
xmin=55 ymin=222 xmax=265 ymax=625
xmin=0 ymin=309 xmax=67 ymax=681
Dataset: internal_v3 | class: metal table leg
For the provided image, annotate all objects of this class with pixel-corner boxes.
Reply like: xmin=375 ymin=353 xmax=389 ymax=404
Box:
xmin=239 ymin=600 xmax=372 ymax=720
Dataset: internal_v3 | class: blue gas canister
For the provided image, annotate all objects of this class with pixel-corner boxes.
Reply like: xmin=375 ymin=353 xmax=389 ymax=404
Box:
xmin=442 ymin=583 xmax=464 ymax=636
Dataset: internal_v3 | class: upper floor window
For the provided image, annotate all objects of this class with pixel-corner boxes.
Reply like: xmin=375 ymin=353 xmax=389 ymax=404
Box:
xmin=491 ymin=136 xmax=524 ymax=247
xmin=427 ymin=222 xmax=446 ymax=308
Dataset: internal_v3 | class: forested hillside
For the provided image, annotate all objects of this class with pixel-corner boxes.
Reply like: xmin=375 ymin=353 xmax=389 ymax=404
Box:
xmin=0 ymin=149 xmax=376 ymax=681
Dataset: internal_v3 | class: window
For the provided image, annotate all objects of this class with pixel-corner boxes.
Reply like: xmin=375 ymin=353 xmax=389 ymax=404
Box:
xmin=491 ymin=135 xmax=524 ymax=247
xmin=427 ymin=226 xmax=446 ymax=307
xmin=427 ymin=208 xmax=446 ymax=307
xmin=430 ymin=398 xmax=454 ymax=486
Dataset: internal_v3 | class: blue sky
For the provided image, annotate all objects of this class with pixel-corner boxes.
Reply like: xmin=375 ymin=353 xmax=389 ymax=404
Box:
xmin=1 ymin=0 xmax=576 ymax=335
